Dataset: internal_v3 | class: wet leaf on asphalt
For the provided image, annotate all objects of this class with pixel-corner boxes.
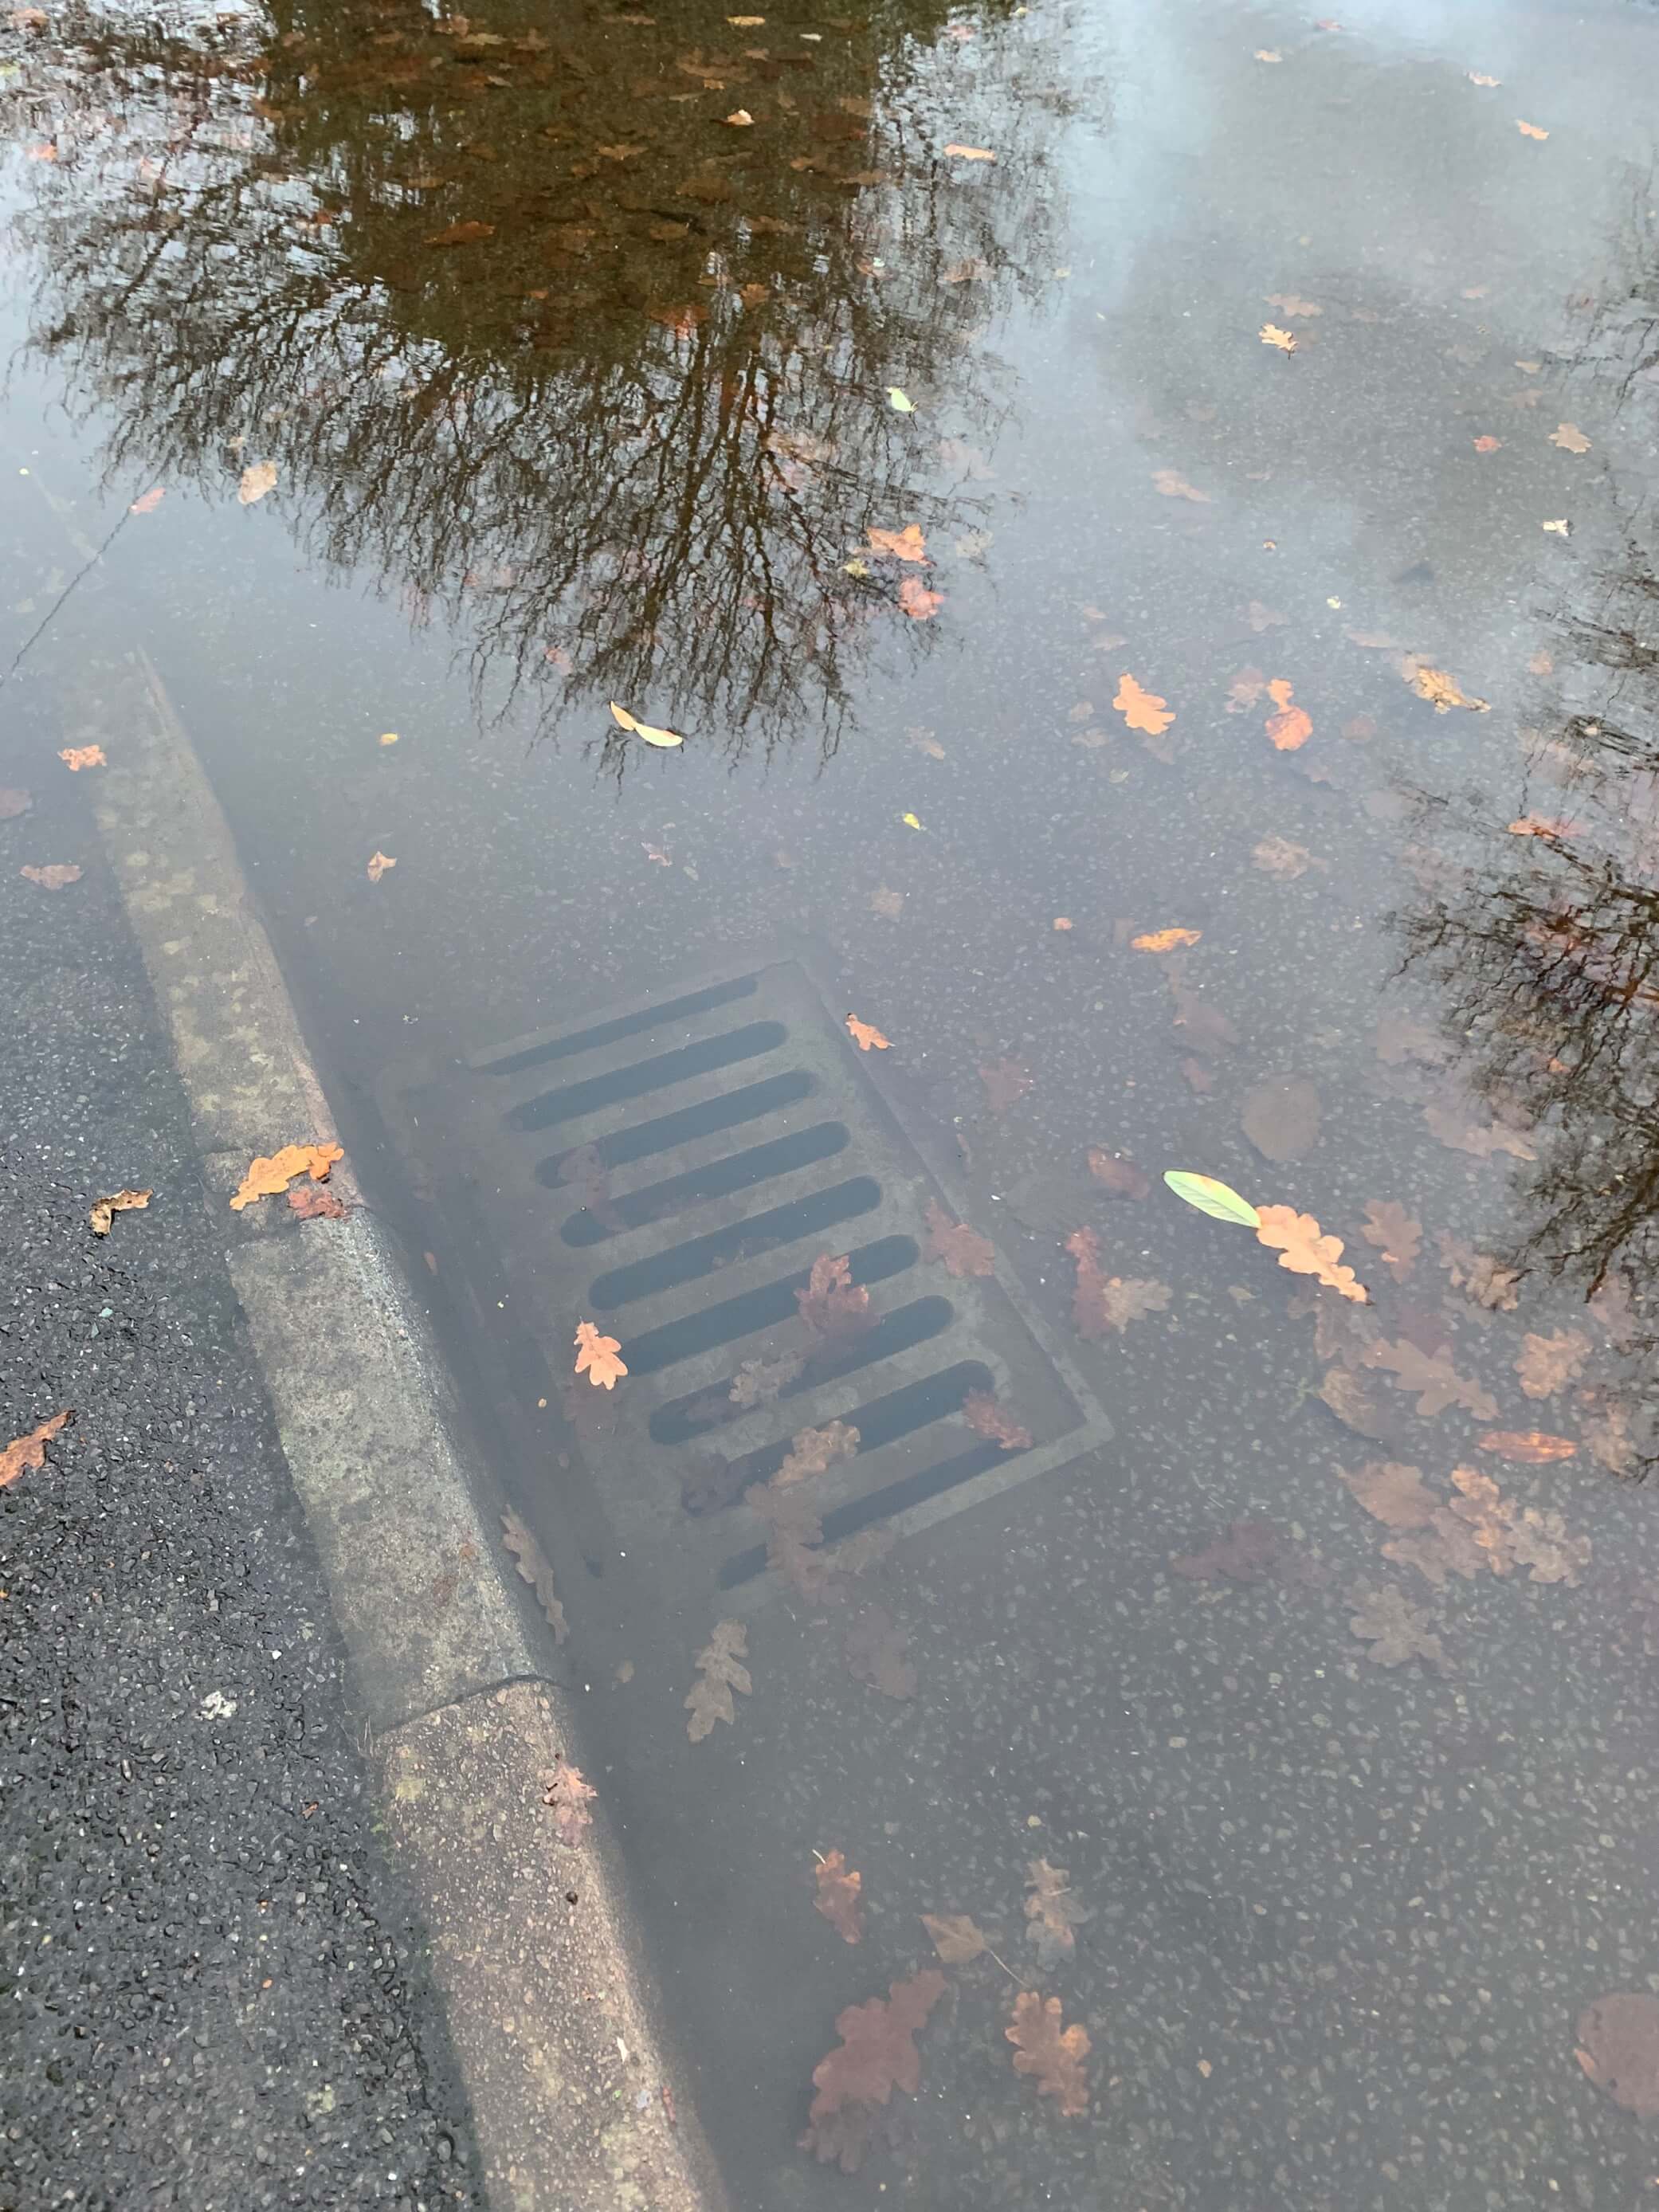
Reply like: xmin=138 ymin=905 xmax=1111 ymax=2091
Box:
xmin=1422 ymin=1102 xmax=1535 ymax=1159
xmin=962 ymin=1389 xmax=1032 ymax=1450
xmin=237 ymin=459 xmax=277 ymax=504
xmin=229 ymin=1141 xmax=343 ymax=1211
xmin=1252 ymin=834 xmax=1324 ymax=878
xmin=88 ymin=1187 xmax=150 ymax=1236
xmin=1473 ymin=434 xmax=1502 ymax=452
xmin=1241 ymin=1075 xmax=1321 ymax=1161
xmin=845 ymin=1013 xmax=892 ymax=1051
xmin=1361 ymin=1336 xmax=1496 ymax=1419
xmin=1478 ymin=1430 xmax=1578 ymax=1463
xmin=1265 ymin=292 xmax=1321 ymax=317
xmin=1339 ymin=1460 xmax=1439 ymax=1529
xmin=1549 ymin=422 xmax=1590 ymax=453
xmin=1516 ymin=1328 xmax=1590 ymax=1398
xmin=1405 ymin=661 xmax=1489 ymax=713
xmin=1516 ymin=119 xmax=1549 ymax=139
xmin=1264 ymin=677 xmax=1313 ymax=751
xmin=922 ymin=1912 xmax=988 ymax=1964
xmin=1260 ymin=323 xmax=1297 ymax=352
xmin=1112 ymin=671 xmax=1175 ymax=738
xmin=574 ymin=1319 xmax=627 ymax=1389
xmin=843 ymin=1607 xmax=916 ymax=1699
xmin=1162 ymin=1171 xmax=1261 ymax=1228
xmin=1227 ymin=667 xmax=1269 ymax=713
xmin=684 ymin=1618 xmax=751 ymax=1741
xmin=1024 ymin=1857 xmax=1091 ymax=1962
xmin=58 ymin=746 xmax=105 ymax=771
xmin=1577 ymin=1994 xmax=1659 ymax=2117
xmin=1347 ymin=1582 xmax=1445 ymax=1669
xmin=1360 ymin=1199 xmax=1421 ymax=1281
xmin=979 ymin=1055 xmax=1033 ymax=1113
xmin=501 ymin=1507 xmax=568 ymax=1641
xmin=1086 ymin=1150 xmax=1150 ymax=1199
xmin=1131 ymin=925 xmax=1202 ymax=951
xmin=542 ymin=1755 xmax=596 ymax=1846
xmin=814 ymin=1849 xmax=865 ymax=1943
xmin=1318 ymin=1367 xmax=1392 ymax=1438
xmin=1006 ymin=1991 xmax=1091 ymax=2116
xmin=0 ymin=1408 xmax=73 ymax=1492
xmin=885 ymin=386 xmax=915 ymax=412
xmin=799 ymin=1969 xmax=946 ymax=2171
xmin=1254 ymin=1206 xmax=1369 ymax=1301
xmin=367 ymin=850 xmax=397 ymax=881
xmin=21 ymin=863 xmax=82 ymax=888
xmin=609 ymin=699 xmax=684 ymax=747
xmin=896 ymin=575 xmax=943 ymax=620
xmin=924 ymin=1199 xmax=995 ymax=1278
xmin=1171 ymin=1520 xmax=1284 ymax=1583
xmin=1065 ymin=1227 xmax=1171 ymax=1337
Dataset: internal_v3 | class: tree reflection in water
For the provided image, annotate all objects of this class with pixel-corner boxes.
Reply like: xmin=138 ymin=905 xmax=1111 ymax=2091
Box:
xmin=7 ymin=0 xmax=1071 ymax=763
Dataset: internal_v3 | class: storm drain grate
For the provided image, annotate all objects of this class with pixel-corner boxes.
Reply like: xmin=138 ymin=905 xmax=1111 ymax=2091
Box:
xmin=390 ymin=958 xmax=1112 ymax=1602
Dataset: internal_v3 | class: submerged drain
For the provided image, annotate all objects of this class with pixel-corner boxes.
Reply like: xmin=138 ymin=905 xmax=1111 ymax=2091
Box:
xmin=390 ymin=958 xmax=1112 ymax=1601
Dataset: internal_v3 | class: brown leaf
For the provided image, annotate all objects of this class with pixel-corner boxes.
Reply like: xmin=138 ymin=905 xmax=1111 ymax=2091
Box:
xmin=1247 ymin=601 xmax=1288 ymax=632
xmin=542 ymin=1755 xmax=596 ymax=1847
xmin=979 ymin=1056 xmax=1033 ymax=1113
xmin=1152 ymin=467 xmax=1211 ymax=503
xmin=1516 ymin=1328 xmax=1590 ymax=1399
xmin=58 ymin=746 xmax=106 ymax=771
xmin=1264 ymin=677 xmax=1313 ymax=751
xmin=88 ymin=1188 xmax=151 ymax=1237
xmin=1360 ymin=1200 xmax=1421 ymax=1281
xmin=869 ymin=887 xmax=904 ymax=919
xmin=1086 ymin=1150 xmax=1150 ymax=1199
xmin=1362 ymin=1337 xmax=1496 ymax=1420
xmin=1318 ymin=1366 xmax=1392 ymax=1438
xmin=868 ymin=524 xmax=928 ymax=563
xmin=1406 ymin=662 xmax=1489 ymax=714
xmin=1437 ymin=1235 xmax=1521 ymax=1310
xmin=814 ymin=1850 xmax=865 ymax=1943
xmin=1265 ymin=292 xmax=1321 ymax=318
xmin=922 ymin=1912 xmax=988 ymax=1964
xmin=1112 ymin=673 xmax=1175 ymax=737
xmin=1473 ymin=434 xmax=1502 ymax=453
xmin=1024 ymin=1857 xmax=1092 ymax=1962
xmin=684 ymin=1619 xmax=751 ymax=1741
xmin=1577 ymin=1994 xmax=1659 ymax=2118
xmin=1347 ymin=1582 xmax=1445 ymax=1669
xmin=501 ymin=1508 xmax=568 ymax=1641
xmin=796 ymin=1253 xmax=873 ymax=1344
xmin=1260 ymin=323 xmax=1297 ymax=353
xmin=962 ymin=1390 xmax=1032 ymax=1450
xmin=896 ymin=576 xmax=943 ymax=621
xmin=1549 ymin=421 xmax=1590 ymax=453
xmin=1006 ymin=1992 xmax=1091 ymax=2116
xmin=1226 ymin=666 xmax=1269 ymax=713
xmin=845 ymin=1012 xmax=892 ymax=1052
xmin=1171 ymin=1520 xmax=1283 ymax=1583
xmin=729 ymin=1352 xmax=803 ymax=1408
xmin=129 ymin=485 xmax=165 ymax=513
xmin=21 ymin=864 xmax=82 ymax=889
xmin=1254 ymin=1206 xmax=1368 ymax=1302
xmin=0 ymin=1408 xmax=73 ymax=1492
xmin=1422 ymin=1103 xmax=1535 ymax=1160
xmin=229 ymin=1141 xmax=343 ymax=1211
xmin=1251 ymin=835 xmax=1323 ymax=879
xmin=1582 ymin=1401 xmax=1634 ymax=1477
xmin=1241 ymin=1076 xmax=1321 ymax=1161
xmin=1477 ymin=1430 xmax=1578 ymax=1463
xmin=924 ymin=1200 xmax=995 ymax=1278
xmin=1340 ymin=1461 xmax=1438 ymax=1529
xmin=1065 ymin=1227 xmax=1171 ymax=1338
xmin=843 ymin=1609 xmax=916 ymax=1700
xmin=1131 ymin=926 xmax=1202 ymax=952
xmin=287 ymin=1184 xmax=347 ymax=1220
xmin=799 ymin=1970 xmax=947 ymax=2171
xmin=775 ymin=1421 xmax=861 ymax=1485
xmin=574 ymin=1319 xmax=627 ymax=1389
xmin=424 ymin=218 xmax=496 ymax=245
xmin=367 ymin=850 xmax=397 ymax=882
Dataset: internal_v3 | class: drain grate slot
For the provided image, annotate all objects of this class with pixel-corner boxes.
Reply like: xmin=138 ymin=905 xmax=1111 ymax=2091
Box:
xmin=720 ymin=1438 xmax=1010 ymax=1588
xmin=702 ymin=1361 xmax=996 ymax=1505
xmin=649 ymin=1295 xmax=959 ymax=1443
xmin=589 ymin=1176 xmax=882 ymax=1310
xmin=474 ymin=974 xmax=759 ymax=1077
xmin=508 ymin=1020 xmax=787 ymax=1131
xmin=562 ymin=1123 xmax=851 ymax=1246
xmin=538 ymin=1071 xmax=816 ymax=1185
xmin=621 ymin=1234 xmax=919 ymax=1375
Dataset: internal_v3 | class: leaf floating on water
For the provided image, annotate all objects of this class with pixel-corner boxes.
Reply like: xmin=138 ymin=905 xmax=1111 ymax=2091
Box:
xmin=867 ymin=524 xmax=928 ymax=563
xmin=367 ymin=850 xmax=397 ymax=881
xmin=1131 ymin=926 xmax=1202 ymax=952
xmin=501 ymin=1508 xmax=568 ymax=1641
xmin=237 ymin=460 xmax=277 ymax=504
xmin=1006 ymin=1994 xmax=1092 ymax=2118
xmin=845 ymin=1012 xmax=892 ymax=1052
xmin=924 ymin=1199 xmax=995 ymax=1278
xmin=1264 ymin=677 xmax=1313 ymax=751
xmin=814 ymin=1850 xmax=865 ymax=1943
xmin=1576 ymin=1994 xmax=1659 ymax=2119
xmin=574 ymin=1319 xmax=627 ymax=1389
xmin=799 ymin=1970 xmax=947 ymax=2171
xmin=1254 ymin=1206 xmax=1368 ymax=1302
xmin=1 ymin=1408 xmax=73 ymax=1492
xmin=1347 ymin=1582 xmax=1445 ymax=1669
xmin=943 ymin=143 xmax=996 ymax=161
xmin=1162 ymin=1171 xmax=1261 ymax=1228
xmin=685 ymin=1618 xmax=751 ymax=1741
xmin=1549 ymin=422 xmax=1590 ymax=453
xmin=609 ymin=700 xmax=684 ymax=747
xmin=58 ymin=746 xmax=105 ymax=771
xmin=230 ymin=1142 xmax=343 ymax=1211
xmin=1112 ymin=672 xmax=1175 ymax=737
xmin=88 ymin=1188 xmax=151 ymax=1237
xmin=1151 ymin=467 xmax=1212 ymax=503
xmin=1516 ymin=1328 xmax=1590 ymax=1399
xmin=922 ymin=1912 xmax=987 ymax=1964
xmin=129 ymin=486 xmax=165 ymax=514
xmin=885 ymin=386 xmax=916 ymax=413
xmin=962 ymin=1389 xmax=1032 ymax=1450
xmin=1477 ymin=1430 xmax=1578 ymax=1463
xmin=1260 ymin=323 xmax=1297 ymax=352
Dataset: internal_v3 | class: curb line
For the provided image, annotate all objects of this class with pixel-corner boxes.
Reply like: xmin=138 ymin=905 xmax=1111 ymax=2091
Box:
xmin=89 ymin=645 xmax=728 ymax=2212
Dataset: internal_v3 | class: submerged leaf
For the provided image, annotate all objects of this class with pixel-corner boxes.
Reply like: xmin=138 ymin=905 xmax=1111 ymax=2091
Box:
xmin=814 ymin=1850 xmax=865 ymax=1943
xmin=800 ymin=1970 xmax=947 ymax=2171
xmin=1006 ymin=1992 xmax=1091 ymax=2116
xmin=1131 ymin=926 xmax=1202 ymax=952
xmin=922 ymin=1912 xmax=987 ymax=1963
xmin=685 ymin=1618 xmax=751 ymax=1741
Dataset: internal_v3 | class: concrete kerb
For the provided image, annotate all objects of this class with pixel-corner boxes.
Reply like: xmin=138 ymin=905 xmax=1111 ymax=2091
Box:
xmin=89 ymin=645 xmax=728 ymax=2212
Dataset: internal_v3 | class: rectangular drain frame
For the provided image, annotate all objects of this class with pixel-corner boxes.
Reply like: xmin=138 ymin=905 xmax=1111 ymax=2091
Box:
xmin=384 ymin=951 xmax=1113 ymax=1607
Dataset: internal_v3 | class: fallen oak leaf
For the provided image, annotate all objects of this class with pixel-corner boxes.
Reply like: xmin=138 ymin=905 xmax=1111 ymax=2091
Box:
xmin=1254 ymin=1205 xmax=1368 ymax=1302
xmin=229 ymin=1142 xmax=343 ymax=1211
xmin=924 ymin=1199 xmax=994 ymax=1278
xmin=88 ymin=1188 xmax=151 ymax=1237
xmin=1406 ymin=661 xmax=1489 ymax=713
xmin=843 ymin=1607 xmax=916 ymax=1699
xmin=1131 ymin=925 xmax=1202 ymax=951
xmin=1516 ymin=1328 xmax=1590 ymax=1398
xmin=685 ymin=1619 xmax=751 ymax=1740
xmin=58 ymin=746 xmax=106 ymax=771
xmin=1 ymin=1408 xmax=73 ymax=1491
xmin=1065 ymin=1226 xmax=1171 ymax=1336
xmin=845 ymin=1012 xmax=891 ymax=1051
xmin=1340 ymin=1459 xmax=1439 ymax=1528
xmin=1362 ymin=1335 xmax=1497 ymax=1420
xmin=1265 ymin=292 xmax=1321 ymax=317
xmin=1549 ymin=421 xmax=1590 ymax=453
xmin=1260 ymin=322 xmax=1297 ymax=352
xmin=1171 ymin=1519 xmax=1284 ymax=1582
xmin=237 ymin=460 xmax=277 ymax=504
xmin=501 ymin=1507 xmax=568 ymax=1641
xmin=796 ymin=1253 xmax=872 ymax=1343
xmin=1347 ymin=1580 xmax=1445 ymax=1669
xmin=1112 ymin=672 xmax=1175 ymax=737
xmin=1252 ymin=835 xmax=1324 ymax=879
xmin=609 ymin=699 xmax=684 ymax=747
xmin=1360 ymin=1199 xmax=1421 ymax=1281
xmin=367 ymin=850 xmax=397 ymax=881
xmin=1006 ymin=1991 xmax=1091 ymax=2116
xmin=1264 ymin=677 xmax=1312 ymax=751
xmin=814 ymin=1850 xmax=865 ymax=1943
xmin=1024 ymin=1857 xmax=1092 ymax=1962
xmin=800 ymin=1970 xmax=947 ymax=2171
xmin=574 ymin=1319 xmax=627 ymax=1388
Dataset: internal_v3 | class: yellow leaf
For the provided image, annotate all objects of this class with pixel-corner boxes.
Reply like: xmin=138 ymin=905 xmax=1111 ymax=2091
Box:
xmin=574 ymin=1319 xmax=627 ymax=1389
xmin=1131 ymin=927 xmax=1202 ymax=952
xmin=886 ymin=386 xmax=916 ymax=413
xmin=1112 ymin=673 xmax=1175 ymax=737
xmin=609 ymin=700 xmax=684 ymax=747
xmin=845 ymin=1013 xmax=892 ymax=1051
xmin=1254 ymin=1204 xmax=1368 ymax=1302
xmin=900 ymin=810 xmax=923 ymax=830
xmin=88 ymin=1188 xmax=151 ymax=1237
xmin=378 ymin=731 xmax=399 ymax=747
xmin=1260 ymin=324 xmax=1297 ymax=352
xmin=230 ymin=1143 xmax=344 ymax=1211
xmin=943 ymin=143 xmax=996 ymax=161
xmin=367 ymin=850 xmax=396 ymax=881
xmin=237 ymin=460 xmax=277 ymax=505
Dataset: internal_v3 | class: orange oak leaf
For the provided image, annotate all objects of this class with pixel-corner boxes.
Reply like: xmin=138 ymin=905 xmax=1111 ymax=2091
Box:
xmin=845 ymin=1013 xmax=892 ymax=1051
xmin=1406 ymin=662 xmax=1489 ymax=713
xmin=229 ymin=1142 xmax=344 ymax=1211
xmin=58 ymin=746 xmax=106 ymax=771
xmin=868 ymin=524 xmax=928 ymax=561
xmin=1253 ymin=1205 xmax=1368 ymax=1302
xmin=800 ymin=1970 xmax=947 ymax=2171
xmin=1065 ymin=1226 xmax=1171 ymax=1337
xmin=1006 ymin=1992 xmax=1091 ymax=2116
xmin=1362 ymin=1337 xmax=1496 ymax=1420
xmin=896 ymin=575 xmax=943 ymax=620
xmin=574 ymin=1319 xmax=627 ymax=1389
xmin=962 ymin=1389 xmax=1032 ymax=1450
xmin=1 ymin=1409 xmax=73 ymax=1492
xmin=1260 ymin=323 xmax=1297 ymax=352
xmin=924 ymin=1199 xmax=994 ymax=1278
xmin=1265 ymin=677 xmax=1313 ymax=751
xmin=1516 ymin=1328 xmax=1590 ymax=1399
xmin=1113 ymin=672 xmax=1175 ymax=737
xmin=1550 ymin=421 xmax=1590 ymax=453
xmin=1131 ymin=926 xmax=1202 ymax=951
xmin=814 ymin=1850 xmax=865 ymax=1943
xmin=1477 ymin=1430 xmax=1578 ymax=1463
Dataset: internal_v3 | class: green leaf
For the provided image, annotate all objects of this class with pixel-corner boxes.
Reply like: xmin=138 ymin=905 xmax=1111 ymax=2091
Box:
xmin=886 ymin=386 xmax=916 ymax=414
xmin=1163 ymin=1171 xmax=1261 ymax=1229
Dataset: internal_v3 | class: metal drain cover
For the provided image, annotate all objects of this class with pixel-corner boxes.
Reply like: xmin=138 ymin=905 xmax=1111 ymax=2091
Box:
xmin=388 ymin=955 xmax=1112 ymax=1603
